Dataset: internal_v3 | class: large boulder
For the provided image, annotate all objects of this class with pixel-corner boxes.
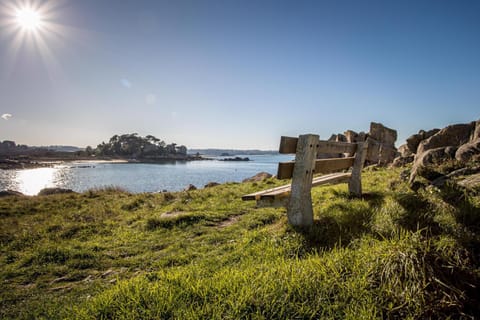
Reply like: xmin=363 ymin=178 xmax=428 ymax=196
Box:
xmin=406 ymin=129 xmax=440 ymax=154
xmin=368 ymin=140 xmax=399 ymax=165
xmin=392 ymin=155 xmax=414 ymax=167
xmin=455 ymin=139 xmax=480 ymax=162
xmin=365 ymin=122 xmax=398 ymax=165
xmin=398 ymin=144 xmax=413 ymax=157
xmin=432 ymin=166 xmax=480 ymax=188
xmin=242 ymin=172 xmax=272 ymax=183
xmin=317 ymin=133 xmax=348 ymax=159
xmin=471 ymin=119 xmax=480 ymax=140
xmin=455 ymin=120 xmax=480 ymax=162
xmin=414 ymin=147 xmax=455 ymax=168
xmin=369 ymin=122 xmax=397 ymax=145
xmin=343 ymin=130 xmax=357 ymax=143
xmin=344 ymin=130 xmax=367 ymax=144
xmin=328 ymin=133 xmax=347 ymax=142
xmin=321 ymin=122 xmax=397 ymax=165
xmin=184 ymin=184 xmax=197 ymax=191
xmin=409 ymin=120 xmax=479 ymax=184
xmin=416 ymin=123 xmax=475 ymax=157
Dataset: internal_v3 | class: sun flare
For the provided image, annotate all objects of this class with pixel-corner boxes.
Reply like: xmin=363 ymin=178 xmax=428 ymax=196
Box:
xmin=15 ymin=7 xmax=42 ymax=31
xmin=0 ymin=0 xmax=72 ymax=80
xmin=0 ymin=1 xmax=67 ymax=43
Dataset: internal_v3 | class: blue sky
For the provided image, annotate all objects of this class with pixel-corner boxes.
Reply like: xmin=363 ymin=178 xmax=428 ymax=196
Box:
xmin=0 ymin=0 xmax=479 ymax=149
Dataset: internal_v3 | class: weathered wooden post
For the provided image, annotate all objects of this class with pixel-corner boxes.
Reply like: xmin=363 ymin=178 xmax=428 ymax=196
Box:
xmin=287 ymin=134 xmax=319 ymax=226
xmin=348 ymin=139 xmax=369 ymax=197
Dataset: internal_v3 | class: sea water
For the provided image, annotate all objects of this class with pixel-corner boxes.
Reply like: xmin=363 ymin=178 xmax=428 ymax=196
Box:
xmin=0 ymin=154 xmax=294 ymax=195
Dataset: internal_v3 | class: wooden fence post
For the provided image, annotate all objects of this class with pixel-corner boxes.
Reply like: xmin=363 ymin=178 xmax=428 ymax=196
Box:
xmin=348 ymin=139 xmax=369 ymax=197
xmin=287 ymin=134 xmax=319 ymax=226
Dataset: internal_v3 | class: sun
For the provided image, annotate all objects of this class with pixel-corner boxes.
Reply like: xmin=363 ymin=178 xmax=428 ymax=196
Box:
xmin=1 ymin=1 xmax=67 ymax=40
xmin=15 ymin=7 xmax=42 ymax=31
xmin=0 ymin=0 xmax=71 ymax=81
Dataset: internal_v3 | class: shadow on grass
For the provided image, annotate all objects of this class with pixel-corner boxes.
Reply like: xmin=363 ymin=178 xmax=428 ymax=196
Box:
xmin=438 ymin=183 xmax=480 ymax=267
xmin=394 ymin=193 xmax=443 ymax=236
xmin=293 ymin=192 xmax=386 ymax=252
xmin=439 ymin=183 xmax=480 ymax=232
xmin=331 ymin=190 xmax=385 ymax=207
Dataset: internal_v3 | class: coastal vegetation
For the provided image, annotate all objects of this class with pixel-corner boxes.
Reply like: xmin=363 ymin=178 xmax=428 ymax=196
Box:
xmin=94 ymin=133 xmax=187 ymax=159
xmin=1 ymin=166 xmax=479 ymax=319
xmin=0 ymin=134 xmax=190 ymax=169
xmin=0 ymin=140 xmax=82 ymax=156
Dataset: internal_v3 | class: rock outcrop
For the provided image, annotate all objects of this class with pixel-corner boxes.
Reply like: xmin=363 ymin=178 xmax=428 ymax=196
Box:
xmin=458 ymin=172 xmax=480 ymax=189
xmin=204 ymin=182 xmax=220 ymax=188
xmin=392 ymin=155 xmax=414 ymax=167
xmin=365 ymin=122 xmax=398 ymax=165
xmin=398 ymin=144 xmax=413 ymax=157
xmin=406 ymin=129 xmax=440 ymax=154
xmin=392 ymin=129 xmax=441 ymax=167
xmin=317 ymin=134 xmax=347 ymax=159
xmin=328 ymin=133 xmax=347 ymax=142
xmin=184 ymin=184 xmax=197 ymax=191
xmin=242 ymin=172 xmax=273 ymax=183
xmin=408 ymin=120 xmax=480 ymax=184
xmin=38 ymin=188 xmax=75 ymax=196
xmin=321 ymin=122 xmax=398 ymax=166
xmin=0 ymin=190 xmax=24 ymax=197
xmin=416 ymin=123 xmax=474 ymax=157
xmin=456 ymin=140 xmax=480 ymax=162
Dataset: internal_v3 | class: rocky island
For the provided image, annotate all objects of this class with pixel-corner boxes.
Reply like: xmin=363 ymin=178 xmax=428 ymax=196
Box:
xmin=221 ymin=156 xmax=251 ymax=161
xmin=0 ymin=133 xmax=203 ymax=170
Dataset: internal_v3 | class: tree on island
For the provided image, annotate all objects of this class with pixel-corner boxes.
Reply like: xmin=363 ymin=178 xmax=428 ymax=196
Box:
xmin=94 ymin=133 xmax=187 ymax=158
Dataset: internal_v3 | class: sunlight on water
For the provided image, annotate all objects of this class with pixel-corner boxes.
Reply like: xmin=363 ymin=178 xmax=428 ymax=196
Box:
xmin=0 ymin=155 xmax=294 ymax=195
xmin=15 ymin=168 xmax=57 ymax=195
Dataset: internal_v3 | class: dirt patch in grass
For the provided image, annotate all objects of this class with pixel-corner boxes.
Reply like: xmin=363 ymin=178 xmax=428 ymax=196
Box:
xmin=160 ymin=211 xmax=188 ymax=218
xmin=216 ymin=215 xmax=241 ymax=228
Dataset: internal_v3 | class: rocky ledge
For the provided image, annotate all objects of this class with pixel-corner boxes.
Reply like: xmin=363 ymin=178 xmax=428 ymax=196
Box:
xmin=386 ymin=119 xmax=480 ymax=190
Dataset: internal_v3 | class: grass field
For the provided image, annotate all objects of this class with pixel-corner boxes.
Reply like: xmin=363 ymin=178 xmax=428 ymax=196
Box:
xmin=1 ymin=167 xmax=479 ymax=319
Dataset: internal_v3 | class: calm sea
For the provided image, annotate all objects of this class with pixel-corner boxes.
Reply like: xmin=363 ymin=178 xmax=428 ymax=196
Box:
xmin=0 ymin=154 xmax=293 ymax=196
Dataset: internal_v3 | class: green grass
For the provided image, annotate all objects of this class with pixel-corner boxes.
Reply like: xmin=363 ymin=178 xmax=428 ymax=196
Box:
xmin=1 ymin=168 xmax=479 ymax=319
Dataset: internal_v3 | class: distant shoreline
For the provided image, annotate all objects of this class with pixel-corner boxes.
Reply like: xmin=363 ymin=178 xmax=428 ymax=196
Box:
xmin=0 ymin=151 xmax=282 ymax=170
xmin=0 ymin=155 xmax=211 ymax=170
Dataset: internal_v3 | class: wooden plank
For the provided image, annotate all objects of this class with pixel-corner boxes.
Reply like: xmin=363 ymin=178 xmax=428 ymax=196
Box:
xmin=277 ymin=162 xmax=295 ymax=179
xmin=279 ymin=136 xmax=357 ymax=155
xmin=261 ymin=189 xmax=291 ymax=200
xmin=287 ymin=134 xmax=319 ymax=226
xmin=317 ymin=140 xmax=357 ymax=154
xmin=315 ymin=157 xmax=355 ymax=174
xmin=279 ymin=136 xmax=298 ymax=154
xmin=242 ymin=172 xmax=352 ymax=201
xmin=241 ymin=184 xmax=292 ymax=201
xmin=312 ymin=172 xmax=351 ymax=187
xmin=261 ymin=172 xmax=352 ymax=199
xmin=348 ymin=139 xmax=370 ymax=196
xmin=278 ymin=157 xmax=354 ymax=179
